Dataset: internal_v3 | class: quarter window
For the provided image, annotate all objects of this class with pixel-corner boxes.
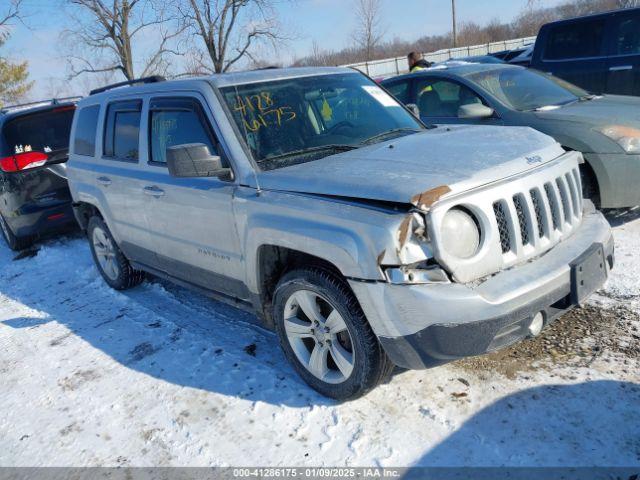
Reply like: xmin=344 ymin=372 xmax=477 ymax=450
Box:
xmin=612 ymin=16 xmax=640 ymax=56
xmin=149 ymin=98 xmax=218 ymax=165
xmin=103 ymin=100 xmax=142 ymax=160
xmin=544 ymin=19 xmax=605 ymax=60
xmin=74 ymin=105 xmax=100 ymax=156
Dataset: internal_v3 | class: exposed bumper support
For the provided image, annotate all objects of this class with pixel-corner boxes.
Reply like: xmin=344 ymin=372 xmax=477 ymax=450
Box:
xmin=349 ymin=208 xmax=614 ymax=369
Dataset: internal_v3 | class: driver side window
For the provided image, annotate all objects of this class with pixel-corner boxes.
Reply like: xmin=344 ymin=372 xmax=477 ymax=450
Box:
xmin=415 ymin=78 xmax=483 ymax=118
xmin=149 ymin=97 xmax=218 ymax=165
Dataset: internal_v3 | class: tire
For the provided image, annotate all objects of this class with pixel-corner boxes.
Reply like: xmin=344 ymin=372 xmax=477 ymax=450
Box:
xmin=87 ymin=216 xmax=145 ymax=290
xmin=0 ymin=213 xmax=33 ymax=251
xmin=273 ymin=268 xmax=394 ymax=400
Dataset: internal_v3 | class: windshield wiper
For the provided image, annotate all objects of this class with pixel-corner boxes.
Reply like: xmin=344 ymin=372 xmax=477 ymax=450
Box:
xmin=360 ymin=128 xmax=421 ymax=146
xmin=264 ymin=144 xmax=358 ymax=162
xmin=579 ymin=94 xmax=598 ymax=102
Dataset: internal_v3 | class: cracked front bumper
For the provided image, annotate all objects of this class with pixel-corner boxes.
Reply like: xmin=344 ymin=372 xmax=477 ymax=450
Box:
xmin=349 ymin=208 xmax=614 ymax=369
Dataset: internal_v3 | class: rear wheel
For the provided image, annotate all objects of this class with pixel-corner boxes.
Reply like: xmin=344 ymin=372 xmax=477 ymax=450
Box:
xmin=88 ymin=216 xmax=145 ymax=290
xmin=273 ymin=268 xmax=394 ymax=400
xmin=0 ymin=214 xmax=33 ymax=251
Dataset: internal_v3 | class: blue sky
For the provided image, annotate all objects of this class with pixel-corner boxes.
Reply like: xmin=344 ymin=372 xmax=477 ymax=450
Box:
xmin=4 ymin=0 xmax=565 ymax=98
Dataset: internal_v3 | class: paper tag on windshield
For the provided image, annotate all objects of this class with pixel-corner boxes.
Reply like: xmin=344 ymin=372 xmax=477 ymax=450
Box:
xmin=362 ymin=86 xmax=397 ymax=107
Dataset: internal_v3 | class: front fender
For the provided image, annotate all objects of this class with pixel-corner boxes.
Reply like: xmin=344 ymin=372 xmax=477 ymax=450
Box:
xmin=235 ymin=189 xmax=405 ymax=294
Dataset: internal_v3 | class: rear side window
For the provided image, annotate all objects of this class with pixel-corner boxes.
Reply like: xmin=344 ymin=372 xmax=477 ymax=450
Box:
xmin=73 ymin=105 xmax=100 ymax=156
xmin=611 ymin=16 xmax=640 ymax=56
xmin=103 ymin=100 xmax=142 ymax=160
xmin=1 ymin=107 xmax=74 ymax=157
xmin=149 ymin=98 xmax=217 ymax=165
xmin=544 ymin=19 xmax=606 ymax=60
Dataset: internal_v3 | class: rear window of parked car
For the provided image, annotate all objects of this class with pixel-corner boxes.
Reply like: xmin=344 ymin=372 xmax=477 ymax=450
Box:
xmin=544 ymin=19 xmax=606 ymax=60
xmin=1 ymin=107 xmax=74 ymax=157
xmin=74 ymin=105 xmax=100 ymax=156
xmin=103 ymin=100 xmax=141 ymax=160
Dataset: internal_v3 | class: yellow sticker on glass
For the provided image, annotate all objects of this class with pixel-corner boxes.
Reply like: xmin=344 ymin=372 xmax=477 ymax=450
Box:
xmin=321 ymin=98 xmax=333 ymax=121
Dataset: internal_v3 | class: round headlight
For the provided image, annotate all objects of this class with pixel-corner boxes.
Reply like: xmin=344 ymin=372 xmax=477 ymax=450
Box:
xmin=441 ymin=208 xmax=480 ymax=259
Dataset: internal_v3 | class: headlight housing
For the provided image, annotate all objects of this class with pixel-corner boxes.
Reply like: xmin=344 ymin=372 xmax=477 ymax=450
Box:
xmin=596 ymin=125 xmax=640 ymax=154
xmin=441 ymin=207 xmax=481 ymax=259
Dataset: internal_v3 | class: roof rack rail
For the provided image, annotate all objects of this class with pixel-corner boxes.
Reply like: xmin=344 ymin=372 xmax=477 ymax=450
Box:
xmin=0 ymin=96 xmax=82 ymax=115
xmin=89 ymin=75 xmax=166 ymax=96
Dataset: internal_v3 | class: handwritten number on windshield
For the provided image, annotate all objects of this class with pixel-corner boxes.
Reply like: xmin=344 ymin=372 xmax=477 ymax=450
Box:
xmin=233 ymin=93 xmax=297 ymax=133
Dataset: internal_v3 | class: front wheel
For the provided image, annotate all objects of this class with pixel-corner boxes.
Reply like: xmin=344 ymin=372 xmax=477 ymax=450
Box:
xmin=88 ymin=216 xmax=145 ymax=290
xmin=273 ymin=268 xmax=393 ymax=400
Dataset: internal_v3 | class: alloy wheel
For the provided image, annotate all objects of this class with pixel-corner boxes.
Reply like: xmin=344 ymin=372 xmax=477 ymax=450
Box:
xmin=92 ymin=226 xmax=119 ymax=281
xmin=283 ymin=289 xmax=355 ymax=384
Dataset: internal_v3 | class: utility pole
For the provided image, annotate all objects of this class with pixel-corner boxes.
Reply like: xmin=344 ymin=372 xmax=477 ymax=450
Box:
xmin=451 ymin=0 xmax=457 ymax=48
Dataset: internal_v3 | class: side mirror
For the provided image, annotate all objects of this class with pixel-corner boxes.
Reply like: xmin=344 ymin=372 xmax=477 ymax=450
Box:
xmin=458 ymin=103 xmax=494 ymax=119
xmin=166 ymin=143 xmax=232 ymax=179
xmin=406 ymin=103 xmax=420 ymax=117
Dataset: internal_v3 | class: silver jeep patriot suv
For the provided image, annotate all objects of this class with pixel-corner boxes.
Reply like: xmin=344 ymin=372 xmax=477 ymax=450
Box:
xmin=67 ymin=68 xmax=614 ymax=399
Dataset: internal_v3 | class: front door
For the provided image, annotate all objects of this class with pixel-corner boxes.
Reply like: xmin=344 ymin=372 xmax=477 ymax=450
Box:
xmin=412 ymin=77 xmax=503 ymax=126
xmin=140 ymin=95 xmax=246 ymax=299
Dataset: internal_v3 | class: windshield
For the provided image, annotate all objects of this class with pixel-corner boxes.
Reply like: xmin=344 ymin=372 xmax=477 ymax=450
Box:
xmin=1 ymin=107 xmax=75 ymax=157
xmin=221 ymin=73 xmax=423 ymax=170
xmin=468 ymin=68 xmax=589 ymax=111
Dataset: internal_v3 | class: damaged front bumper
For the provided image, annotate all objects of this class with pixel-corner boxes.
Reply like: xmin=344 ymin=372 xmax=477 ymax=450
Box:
xmin=348 ymin=207 xmax=614 ymax=369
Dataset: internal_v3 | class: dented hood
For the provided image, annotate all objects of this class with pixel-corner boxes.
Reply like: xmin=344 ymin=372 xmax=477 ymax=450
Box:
xmin=257 ymin=125 xmax=564 ymax=206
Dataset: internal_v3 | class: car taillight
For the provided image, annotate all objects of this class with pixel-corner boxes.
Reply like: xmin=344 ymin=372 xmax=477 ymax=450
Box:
xmin=0 ymin=152 xmax=49 ymax=172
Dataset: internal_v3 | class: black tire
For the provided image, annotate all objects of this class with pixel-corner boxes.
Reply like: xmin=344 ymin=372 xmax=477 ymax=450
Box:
xmin=273 ymin=268 xmax=394 ymax=400
xmin=87 ymin=216 xmax=145 ymax=290
xmin=0 ymin=213 xmax=33 ymax=251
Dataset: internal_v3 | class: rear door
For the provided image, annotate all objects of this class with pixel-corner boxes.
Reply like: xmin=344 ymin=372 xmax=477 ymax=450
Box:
xmin=140 ymin=94 xmax=246 ymax=299
xmin=606 ymin=10 xmax=640 ymax=96
xmin=535 ymin=17 xmax=608 ymax=93
xmin=93 ymin=99 xmax=159 ymax=267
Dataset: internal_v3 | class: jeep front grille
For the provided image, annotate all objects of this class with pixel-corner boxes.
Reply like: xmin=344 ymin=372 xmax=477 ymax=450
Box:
xmin=492 ymin=165 xmax=583 ymax=262
xmin=430 ymin=151 xmax=586 ymax=284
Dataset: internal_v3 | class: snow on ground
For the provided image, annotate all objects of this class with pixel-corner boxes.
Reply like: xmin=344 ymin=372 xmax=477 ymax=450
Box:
xmin=0 ymin=212 xmax=639 ymax=467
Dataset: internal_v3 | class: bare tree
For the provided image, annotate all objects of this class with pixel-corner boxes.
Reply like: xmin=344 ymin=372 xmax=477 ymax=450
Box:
xmin=351 ymin=0 xmax=385 ymax=61
xmin=0 ymin=0 xmax=23 ymax=34
xmin=617 ymin=0 xmax=640 ymax=7
xmin=64 ymin=0 xmax=186 ymax=81
xmin=179 ymin=0 xmax=285 ymax=74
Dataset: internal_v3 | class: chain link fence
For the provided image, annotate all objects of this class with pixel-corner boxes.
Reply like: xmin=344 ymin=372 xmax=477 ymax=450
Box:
xmin=344 ymin=36 xmax=537 ymax=78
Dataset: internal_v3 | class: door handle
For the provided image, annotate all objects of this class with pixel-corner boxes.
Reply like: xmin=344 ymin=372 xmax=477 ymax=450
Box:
xmin=609 ymin=65 xmax=633 ymax=72
xmin=97 ymin=176 xmax=112 ymax=186
xmin=143 ymin=186 xmax=165 ymax=197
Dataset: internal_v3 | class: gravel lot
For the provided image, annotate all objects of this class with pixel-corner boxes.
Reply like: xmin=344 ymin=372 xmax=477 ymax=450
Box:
xmin=0 ymin=210 xmax=638 ymax=467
